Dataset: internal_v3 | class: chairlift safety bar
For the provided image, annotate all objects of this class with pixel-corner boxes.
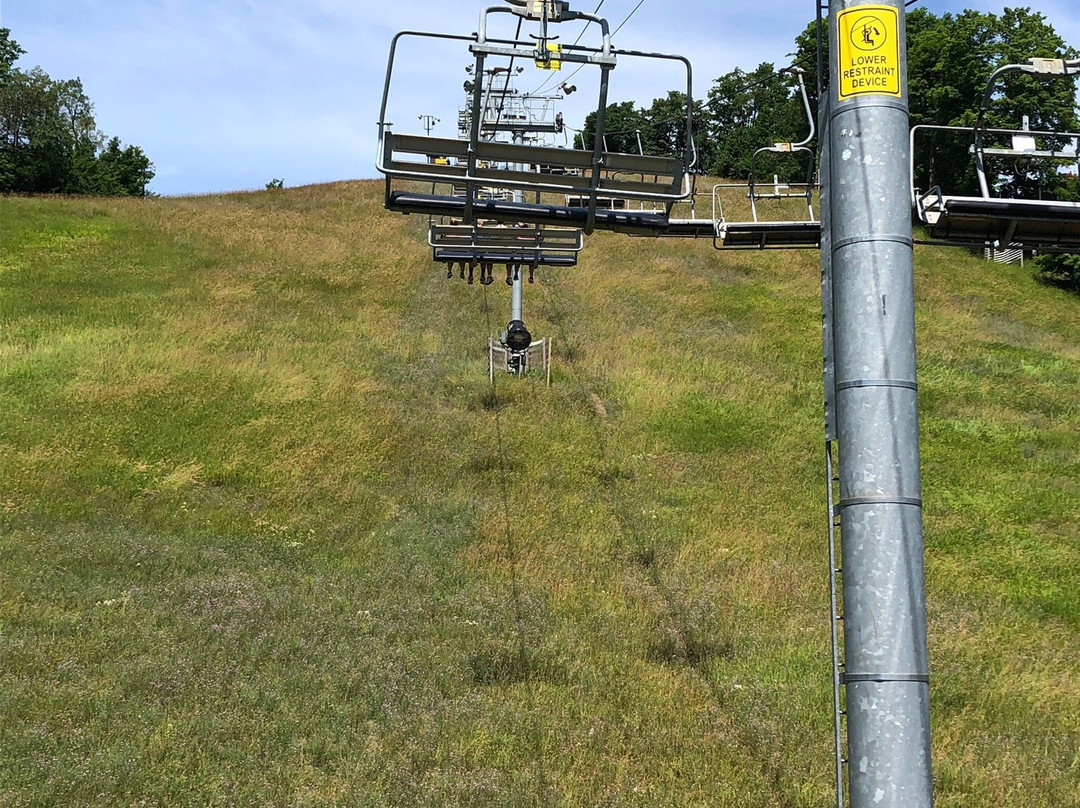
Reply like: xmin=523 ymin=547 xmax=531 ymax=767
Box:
xmin=909 ymin=123 xmax=1080 ymax=207
xmin=972 ymin=60 xmax=1080 ymax=198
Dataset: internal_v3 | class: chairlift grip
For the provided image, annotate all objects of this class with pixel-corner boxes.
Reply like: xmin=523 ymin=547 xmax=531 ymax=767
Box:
xmin=480 ymin=5 xmax=612 ymax=57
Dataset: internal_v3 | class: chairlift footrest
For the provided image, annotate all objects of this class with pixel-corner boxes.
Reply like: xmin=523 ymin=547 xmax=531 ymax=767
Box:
xmin=717 ymin=220 xmax=822 ymax=249
xmin=389 ymin=191 xmax=671 ymax=235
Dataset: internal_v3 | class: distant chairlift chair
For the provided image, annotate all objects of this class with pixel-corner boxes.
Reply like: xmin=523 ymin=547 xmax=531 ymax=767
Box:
xmin=911 ymin=57 xmax=1080 ymax=251
xmin=376 ymin=3 xmax=696 ymax=236
xmin=713 ymin=67 xmax=822 ymax=249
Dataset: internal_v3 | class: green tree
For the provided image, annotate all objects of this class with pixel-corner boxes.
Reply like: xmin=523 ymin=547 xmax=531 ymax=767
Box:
xmin=1036 ymin=252 xmax=1080 ymax=293
xmin=640 ymin=91 xmax=709 ymax=169
xmin=0 ymin=66 xmax=75 ymax=192
xmin=0 ymin=27 xmax=24 ymax=80
xmin=0 ymin=29 xmax=153 ymax=195
xmin=574 ymin=100 xmax=647 ymax=153
xmin=1035 ymin=174 xmax=1080 ymax=293
xmin=791 ymin=8 xmax=1079 ymax=198
xmin=93 ymin=137 xmax=153 ymax=196
xmin=704 ymin=63 xmax=810 ymax=180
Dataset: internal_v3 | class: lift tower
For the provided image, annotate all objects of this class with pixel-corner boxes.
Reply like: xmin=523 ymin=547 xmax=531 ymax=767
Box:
xmin=824 ymin=3 xmax=933 ymax=806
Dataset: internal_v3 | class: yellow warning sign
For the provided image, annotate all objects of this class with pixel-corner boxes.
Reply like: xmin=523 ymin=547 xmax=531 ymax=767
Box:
xmin=536 ymin=43 xmax=562 ymax=71
xmin=837 ymin=4 xmax=901 ymax=100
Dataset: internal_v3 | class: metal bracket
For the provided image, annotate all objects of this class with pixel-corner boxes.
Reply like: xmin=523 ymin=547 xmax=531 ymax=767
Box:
xmin=506 ymin=0 xmax=570 ymax=22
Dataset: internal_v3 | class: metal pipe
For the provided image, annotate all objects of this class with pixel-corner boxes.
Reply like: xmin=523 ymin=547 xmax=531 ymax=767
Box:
xmin=562 ymin=11 xmax=612 ymax=56
xmin=826 ymin=3 xmax=933 ymax=806
xmin=819 ymin=89 xmax=845 ymax=808
xmin=587 ymin=64 xmax=613 ymax=234
xmin=973 ymin=60 xmax=1080 ymax=198
xmin=781 ymin=66 xmax=817 ymax=147
xmin=511 ymin=270 xmax=524 ymax=322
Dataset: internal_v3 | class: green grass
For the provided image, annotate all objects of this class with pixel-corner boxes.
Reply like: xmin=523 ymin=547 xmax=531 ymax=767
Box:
xmin=1 ymin=184 xmax=1078 ymax=807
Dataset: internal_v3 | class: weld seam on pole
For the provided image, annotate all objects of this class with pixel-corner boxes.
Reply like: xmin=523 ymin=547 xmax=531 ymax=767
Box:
xmin=837 ymin=496 xmax=923 ymax=509
xmin=841 ymin=673 xmax=930 ymax=684
xmin=836 ymin=379 xmax=918 ymax=391
xmin=829 ymin=98 xmax=909 ymax=121
xmin=832 ymin=234 xmax=914 ymax=251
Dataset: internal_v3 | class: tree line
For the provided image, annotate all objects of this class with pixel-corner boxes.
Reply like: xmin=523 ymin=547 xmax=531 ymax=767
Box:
xmin=577 ymin=7 xmax=1079 ymax=291
xmin=1 ymin=29 xmax=154 ymax=196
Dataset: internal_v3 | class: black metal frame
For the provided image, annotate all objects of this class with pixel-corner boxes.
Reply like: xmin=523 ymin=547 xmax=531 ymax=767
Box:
xmin=910 ymin=58 xmax=1080 ymax=252
xmin=376 ymin=6 xmax=695 ymax=235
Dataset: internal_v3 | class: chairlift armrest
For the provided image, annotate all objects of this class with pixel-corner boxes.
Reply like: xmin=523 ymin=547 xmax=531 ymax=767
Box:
xmin=915 ymin=187 xmax=945 ymax=221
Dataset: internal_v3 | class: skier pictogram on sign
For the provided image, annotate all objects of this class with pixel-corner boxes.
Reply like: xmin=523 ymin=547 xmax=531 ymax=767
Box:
xmin=859 ymin=21 xmax=882 ymax=48
xmin=837 ymin=5 xmax=901 ymax=100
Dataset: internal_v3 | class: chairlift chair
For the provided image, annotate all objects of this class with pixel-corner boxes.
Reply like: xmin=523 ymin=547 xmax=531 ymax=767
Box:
xmin=713 ymin=67 xmax=822 ymax=249
xmin=911 ymin=57 xmax=1080 ymax=251
xmin=429 ymin=222 xmax=583 ymax=283
xmin=376 ymin=2 xmax=696 ymax=236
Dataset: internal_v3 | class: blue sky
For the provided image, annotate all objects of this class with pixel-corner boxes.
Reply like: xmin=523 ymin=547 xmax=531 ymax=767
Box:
xmin=3 ymin=0 xmax=1078 ymax=196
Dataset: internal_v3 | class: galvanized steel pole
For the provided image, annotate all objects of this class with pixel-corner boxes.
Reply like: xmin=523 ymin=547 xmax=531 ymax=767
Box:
xmin=512 ymin=131 xmax=525 ymax=324
xmin=826 ymin=2 xmax=934 ymax=806
xmin=511 ymin=270 xmax=524 ymax=321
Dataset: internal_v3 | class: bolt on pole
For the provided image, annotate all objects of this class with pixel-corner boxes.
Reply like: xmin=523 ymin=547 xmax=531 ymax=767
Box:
xmin=825 ymin=2 xmax=934 ymax=806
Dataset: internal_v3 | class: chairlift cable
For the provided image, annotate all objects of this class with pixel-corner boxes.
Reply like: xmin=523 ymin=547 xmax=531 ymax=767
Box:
xmin=574 ymin=0 xmax=605 ymax=45
xmin=484 ymin=17 xmax=526 ymax=142
xmin=528 ymin=1 xmax=606 ymax=96
xmin=528 ymin=0 xmax=644 ymax=97
xmin=611 ymin=0 xmax=647 ymax=37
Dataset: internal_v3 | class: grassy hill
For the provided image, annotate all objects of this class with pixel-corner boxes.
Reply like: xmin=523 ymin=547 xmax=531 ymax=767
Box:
xmin=1 ymin=181 xmax=1077 ymax=807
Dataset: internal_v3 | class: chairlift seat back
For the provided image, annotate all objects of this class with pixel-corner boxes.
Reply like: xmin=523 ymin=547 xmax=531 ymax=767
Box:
xmin=383 ymin=133 xmax=685 ymax=200
xmin=389 ymin=190 xmax=672 ymax=235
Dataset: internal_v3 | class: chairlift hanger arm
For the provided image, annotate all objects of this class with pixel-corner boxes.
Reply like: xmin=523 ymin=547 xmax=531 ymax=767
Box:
xmin=479 ymin=5 xmax=613 ymax=60
xmin=973 ymin=58 xmax=1080 ymax=195
xmin=778 ymin=66 xmax=816 ymax=148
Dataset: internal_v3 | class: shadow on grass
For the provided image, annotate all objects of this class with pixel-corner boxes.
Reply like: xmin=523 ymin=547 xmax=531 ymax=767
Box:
xmin=468 ymin=641 xmax=567 ymax=686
